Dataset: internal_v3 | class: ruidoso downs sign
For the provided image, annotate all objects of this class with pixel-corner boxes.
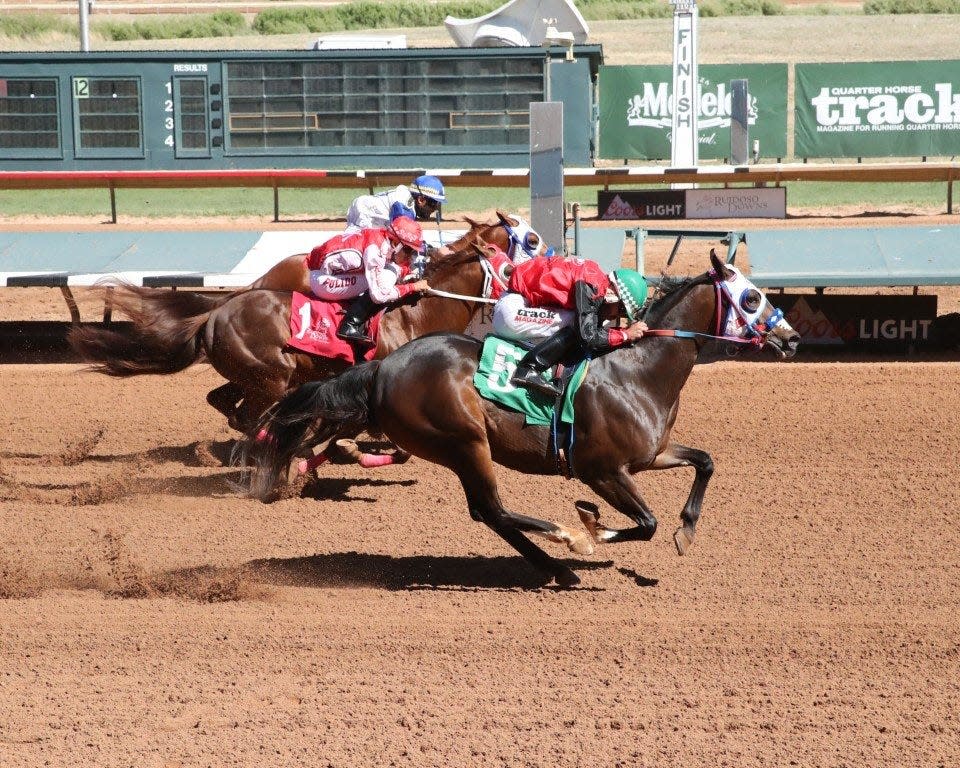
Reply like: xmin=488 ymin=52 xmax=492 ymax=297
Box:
xmin=795 ymin=61 xmax=960 ymax=157
xmin=599 ymin=187 xmax=785 ymax=220
xmin=598 ymin=64 xmax=788 ymax=160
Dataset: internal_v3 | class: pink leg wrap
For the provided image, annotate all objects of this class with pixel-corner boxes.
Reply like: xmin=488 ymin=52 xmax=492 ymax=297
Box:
xmin=296 ymin=451 xmax=329 ymax=475
xmin=359 ymin=453 xmax=396 ymax=468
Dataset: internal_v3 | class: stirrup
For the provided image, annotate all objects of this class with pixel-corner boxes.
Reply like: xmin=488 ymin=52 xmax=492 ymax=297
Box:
xmin=336 ymin=325 xmax=373 ymax=345
xmin=510 ymin=368 xmax=562 ymax=398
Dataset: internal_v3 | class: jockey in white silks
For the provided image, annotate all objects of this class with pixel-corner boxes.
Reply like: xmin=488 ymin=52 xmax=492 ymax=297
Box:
xmin=344 ymin=174 xmax=447 ymax=233
xmin=306 ymin=216 xmax=430 ymax=346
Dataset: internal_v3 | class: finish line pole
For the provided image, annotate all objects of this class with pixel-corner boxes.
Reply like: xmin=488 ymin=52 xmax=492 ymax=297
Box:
xmin=670 ymin=0 xmax=699 ymax=180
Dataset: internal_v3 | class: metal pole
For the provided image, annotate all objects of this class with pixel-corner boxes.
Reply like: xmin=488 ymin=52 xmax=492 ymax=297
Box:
xmin=79 ymin=0 xmax=90 ymax=52
xmin=730 ymin=79 xmax=749 ymax=166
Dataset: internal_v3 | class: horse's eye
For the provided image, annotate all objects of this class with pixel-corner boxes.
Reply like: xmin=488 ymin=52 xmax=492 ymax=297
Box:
xmin=524 ymin=232 xmax=539 ymax=249
xmin=740 ymin=289 xmax=762 ymax=313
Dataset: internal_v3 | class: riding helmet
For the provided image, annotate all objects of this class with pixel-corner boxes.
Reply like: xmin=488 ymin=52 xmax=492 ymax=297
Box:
xmin=388 ymin=216 xmax=425 ymax=250
xmin=609 ymin=268 xmax=649 ymax=321
xmin=410 ymin=174 xmax=447 ymax=203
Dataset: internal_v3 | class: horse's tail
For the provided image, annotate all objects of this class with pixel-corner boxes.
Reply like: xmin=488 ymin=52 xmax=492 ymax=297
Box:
xmin=67 ymin=283 xmax=212 ymax=376
xmin=240 ymin=361 xmax=381 ymax=501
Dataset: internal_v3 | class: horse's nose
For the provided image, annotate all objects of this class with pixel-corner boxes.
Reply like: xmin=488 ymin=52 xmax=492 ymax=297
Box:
xmin=785 ymin=332 xmax=801 ymax=356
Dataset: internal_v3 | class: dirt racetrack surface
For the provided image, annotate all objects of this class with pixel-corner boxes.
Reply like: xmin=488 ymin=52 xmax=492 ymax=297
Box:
xmin=2 ymin=211 xmax=960 ymax=767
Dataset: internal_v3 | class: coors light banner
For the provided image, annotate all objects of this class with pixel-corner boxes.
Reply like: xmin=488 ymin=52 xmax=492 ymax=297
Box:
xmin=598 ymin=64 xmax=788 ymax=160
xmin=795 ymin=61 xmax=960 ymax=157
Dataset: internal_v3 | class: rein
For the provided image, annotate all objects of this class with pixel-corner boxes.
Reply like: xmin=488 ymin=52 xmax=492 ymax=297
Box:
xmin=424 ymin=243 xmax=508 ymax=305
xmin=427 ymin=288 xmax=497 ymax=304
xmin=642 ymin=275 xmax=768 ymax=349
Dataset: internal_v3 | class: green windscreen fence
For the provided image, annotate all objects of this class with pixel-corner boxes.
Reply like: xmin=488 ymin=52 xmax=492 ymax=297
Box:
xmin=795 ymin=60 xmax=960 ymax=157
xmin=598 ymin=64 xmax=788 ymax=161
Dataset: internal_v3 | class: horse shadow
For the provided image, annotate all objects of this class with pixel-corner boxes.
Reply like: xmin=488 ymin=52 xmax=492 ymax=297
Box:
xmin=0 ymin=440 xmax=238 ymax=468
xmin=239 ymin=551 xmax=615 ymax=592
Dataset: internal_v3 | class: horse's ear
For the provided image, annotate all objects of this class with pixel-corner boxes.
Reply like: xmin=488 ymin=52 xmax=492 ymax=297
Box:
xmin=710 ymin=248 xmax=732 ymax=279
xmin=495 ymin=210 xmax=512 ymax=226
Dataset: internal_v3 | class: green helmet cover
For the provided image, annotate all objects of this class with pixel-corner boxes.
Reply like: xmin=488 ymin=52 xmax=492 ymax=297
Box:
xmin=610 ymin=269 xmax=648 ymax=321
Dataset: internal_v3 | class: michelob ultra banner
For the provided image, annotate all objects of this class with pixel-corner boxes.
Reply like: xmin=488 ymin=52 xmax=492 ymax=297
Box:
xmin=795 ymin=61 xmax=960 ymax=157
xmin=598 ymin=64 xmax=788 ymax=160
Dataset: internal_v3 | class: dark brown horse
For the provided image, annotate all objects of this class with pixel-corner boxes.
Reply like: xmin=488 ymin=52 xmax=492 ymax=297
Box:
xmin=69 ymin=213 xmax=543 ymax=433
xmin=241 ymin=251 xmax=800 ymax=586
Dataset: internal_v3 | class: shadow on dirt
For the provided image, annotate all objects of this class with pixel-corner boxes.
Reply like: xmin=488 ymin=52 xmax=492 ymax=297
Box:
xmin=0 ymin=440 xmax=239 ymax=469
xmin=617 ymin=567 xmax=659 ymax=588
xmin=298 ymin=476 xmax=418 ymax=503
xmin=243 ymin=551 xmax=615 ymax=591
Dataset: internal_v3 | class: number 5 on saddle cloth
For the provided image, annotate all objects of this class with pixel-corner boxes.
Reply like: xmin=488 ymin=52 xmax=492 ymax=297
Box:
xmin=474 ymin=335 xmax=590 ymax=477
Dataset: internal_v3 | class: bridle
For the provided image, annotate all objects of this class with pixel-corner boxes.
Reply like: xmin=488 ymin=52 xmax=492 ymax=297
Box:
xmin=643 ymin=268 xmax=782 ymax=349
xmin=499 ymin=217 xmax=554 ymax=262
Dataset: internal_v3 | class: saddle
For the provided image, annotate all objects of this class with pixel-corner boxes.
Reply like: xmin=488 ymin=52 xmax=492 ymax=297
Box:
xmin=473 ymin=335 xmax=589 ymax=477
xmin=285 ymin=292 xmax=381 ymax=365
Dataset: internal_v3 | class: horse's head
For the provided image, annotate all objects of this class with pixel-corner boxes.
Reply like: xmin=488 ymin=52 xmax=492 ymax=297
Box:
xmin=493 ymin=210 xmax=552 ymax=262
xmin=709 ymin=250 xmax=800 ymax=359
xmin=433 ymin=211 xmax=549 ymax=265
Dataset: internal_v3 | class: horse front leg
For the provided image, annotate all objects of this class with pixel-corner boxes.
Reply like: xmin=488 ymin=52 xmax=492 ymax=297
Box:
xmin=647 ymin=442 xmax=713 ymax=555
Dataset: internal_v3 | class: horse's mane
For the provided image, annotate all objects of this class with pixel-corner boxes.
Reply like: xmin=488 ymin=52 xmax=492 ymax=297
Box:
xmin=421 ymin=229 xmax=488 ymax=280
xmin=640 ymin=272 xmax=710 ymax=320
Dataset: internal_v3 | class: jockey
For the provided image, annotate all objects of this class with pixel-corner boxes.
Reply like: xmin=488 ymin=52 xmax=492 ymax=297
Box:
xmin=495 ymin=256 xmax=649 ymax=398
xmin=345 ymin=174 xmax=447 ymax=233
xmin=306 ymin=216 xmax=430 ymax=346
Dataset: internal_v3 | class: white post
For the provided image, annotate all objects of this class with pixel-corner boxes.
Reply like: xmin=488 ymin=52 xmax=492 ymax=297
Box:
xmin=78 ymin=0 xmax=90 ymax=52
xmin=670 ymin=0 xmax=698 ymax=171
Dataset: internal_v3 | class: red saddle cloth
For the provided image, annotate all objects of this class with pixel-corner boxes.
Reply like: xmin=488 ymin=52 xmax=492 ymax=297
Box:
xmin=286 ymin=292 xmax=380 ymax=364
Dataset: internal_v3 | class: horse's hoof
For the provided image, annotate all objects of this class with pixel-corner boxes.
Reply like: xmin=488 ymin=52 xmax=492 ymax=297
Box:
xmin=286 ymin=458 xmax=304 ymax=486
xmin=673 ymin=525 xmax=695 ymax=556
xmin=566 ymin=529 xmax=594 ymax=556
xmin=335 ymin=438 xmax=364 ymax=463
xmin=575 ymin=500 xmax=599 ymax=534
xmin=391 ymin=449 xmax=412 ymax=465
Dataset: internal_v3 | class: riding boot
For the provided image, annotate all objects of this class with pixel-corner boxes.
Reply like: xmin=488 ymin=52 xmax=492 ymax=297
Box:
xmin=336 ymin=292 xmax=378 ymax=346
xmin=509 ymin=327 xmax=577 ymax=398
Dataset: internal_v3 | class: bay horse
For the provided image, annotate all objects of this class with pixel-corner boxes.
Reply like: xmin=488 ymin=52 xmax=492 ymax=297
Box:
xmin=240 ymin=251 xmax=800 ymax=587
xmin=69 ymin=212 xmax=544 ymax=433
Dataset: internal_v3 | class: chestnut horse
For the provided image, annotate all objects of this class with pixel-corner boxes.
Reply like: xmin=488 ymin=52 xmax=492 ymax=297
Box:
xmin=69 ymin=213 xmax=544 ymax=432
xmin=241 ymin=251 xmax=800 ymax=587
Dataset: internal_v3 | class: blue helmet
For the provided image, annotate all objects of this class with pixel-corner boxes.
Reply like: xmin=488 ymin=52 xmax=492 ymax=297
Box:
xmin=388 ymin=200 xmax=415 ymax=222
xmin=410 ymin=174 xmax=446 ymax=203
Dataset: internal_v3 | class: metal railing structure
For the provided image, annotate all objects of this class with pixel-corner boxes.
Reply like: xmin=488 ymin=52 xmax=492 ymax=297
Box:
xmin=0 ymin=161 xmax=957 ymax=222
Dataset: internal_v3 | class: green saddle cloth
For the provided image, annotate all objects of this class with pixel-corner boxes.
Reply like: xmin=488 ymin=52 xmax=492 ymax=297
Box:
xmin=473 ymin=335 xmax=589 ymax=426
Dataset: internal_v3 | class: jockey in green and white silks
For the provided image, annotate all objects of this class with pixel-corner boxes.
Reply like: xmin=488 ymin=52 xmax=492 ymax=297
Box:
xmin=490 ymin=256 xmax=650 ymax=398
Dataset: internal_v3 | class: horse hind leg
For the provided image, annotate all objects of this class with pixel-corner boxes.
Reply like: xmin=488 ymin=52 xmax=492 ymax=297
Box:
xmin=206 ymin=382 xmax=244 ymax=430
xmin=580 ymin=469 xmax=658 ymax=546
xmin=454 ymin=443 xmax=587 ymax=587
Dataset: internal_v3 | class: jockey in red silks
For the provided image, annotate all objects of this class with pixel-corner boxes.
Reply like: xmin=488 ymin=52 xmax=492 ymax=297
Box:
xmin=306 ymin=216 xmax=430 ymax=346
xmin=493 ymin=255 xmax=650 ymax=398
